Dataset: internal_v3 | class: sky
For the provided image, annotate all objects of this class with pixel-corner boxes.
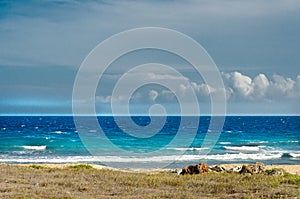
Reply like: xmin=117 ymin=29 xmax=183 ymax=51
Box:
xmin=0 ymin=0 xmax=300 ymax=115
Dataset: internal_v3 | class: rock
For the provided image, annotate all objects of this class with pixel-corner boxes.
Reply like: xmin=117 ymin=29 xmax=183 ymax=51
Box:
xmin=180 ymin=165 xmax=198 ymax=175
xmin=209 ymin=164 xmax=226 ymax=173
xmin=179 ymin=162 xmax=209 ymax=175
xmin=265 ymin=168 xmax=284 ymax=176
xmin=239 ymin=162 xmax=265 ymax=175
xmin=227 ymin=165 xmax=242 ymax=173
xmin=177 ymin=169 xmax=183 ymax=175
xmin=168 ymin=169 xmax=179 ymax=174
xmin=198 ymin=162 xmax=209 ymax=174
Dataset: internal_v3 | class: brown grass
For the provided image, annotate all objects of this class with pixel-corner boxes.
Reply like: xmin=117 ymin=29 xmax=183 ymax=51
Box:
xmin=0 ymin=164 xmax=299 ymax=198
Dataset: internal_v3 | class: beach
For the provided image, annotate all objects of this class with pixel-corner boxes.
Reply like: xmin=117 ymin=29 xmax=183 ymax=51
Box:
xmin=14 ymin=163 xmax=300 ymax=175
xmin=0 ymin=163 xmax=299 ymax=198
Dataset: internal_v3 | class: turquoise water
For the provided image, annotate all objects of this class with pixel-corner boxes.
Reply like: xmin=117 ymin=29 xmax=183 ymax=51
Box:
xmin=0 ymin=116 xmax=299 ymax=168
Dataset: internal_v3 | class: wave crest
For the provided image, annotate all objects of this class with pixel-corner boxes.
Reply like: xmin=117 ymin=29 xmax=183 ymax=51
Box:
xmin=22 ymin=146 xmax=46 ymax=150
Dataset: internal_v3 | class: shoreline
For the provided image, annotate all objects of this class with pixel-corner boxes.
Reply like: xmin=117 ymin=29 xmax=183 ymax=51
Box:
xmin=4 ymin=163 xmax=300 ymax=175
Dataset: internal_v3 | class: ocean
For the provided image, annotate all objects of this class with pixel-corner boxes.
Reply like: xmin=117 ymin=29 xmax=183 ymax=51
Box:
xmin=0 ymin=116 xmax=299 ymax=168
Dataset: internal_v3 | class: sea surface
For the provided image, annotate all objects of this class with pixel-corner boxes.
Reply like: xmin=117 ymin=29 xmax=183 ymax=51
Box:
xmin=0 ymin=116 xmax=299 ymax=168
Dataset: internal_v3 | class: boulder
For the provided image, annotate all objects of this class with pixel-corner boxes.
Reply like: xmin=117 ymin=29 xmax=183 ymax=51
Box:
xmin=179 ymin=162 xmax=209 ymax=175
xmin=239 ymin=162 xmax=265 ymax=175
xmin=265 ymin=168 xmax=284 ymax=176
xmin=209 ymin=164 xmax=226 ymax=173
xmin=227 ymin=166 xmax=242 ymax=173
xmin=179 ymin=165 xmax=198 ymax=175
xmin=198 ymin=162 xmax=209 ymax=174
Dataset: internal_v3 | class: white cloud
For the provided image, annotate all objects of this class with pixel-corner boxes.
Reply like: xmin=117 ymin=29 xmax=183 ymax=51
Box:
xmin=269 ymin=74 xmax=295 ymax=97
xmin=149 ymin=90 xmax=159 ymax=101
xmin=95 ymin=71 xmax=300 ymax=105
xmin=95 ymin=96 xmax=111 ymax=103
xmin=223 ymin=72 xmax=299 ymax=101
xmin=252 ymin=74 xmax=270 ymax=98
xmin=224 ymin=72 xmax=253 ymax=98
xmin=147 ymin=73 xmax=188 ymax=81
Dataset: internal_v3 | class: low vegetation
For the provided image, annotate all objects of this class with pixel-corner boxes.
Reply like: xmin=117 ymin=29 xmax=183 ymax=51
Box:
xmin=67 ymin=164 xmax=94 ymax=169
xmin=0 ymin=164 xmax=299 ymax=198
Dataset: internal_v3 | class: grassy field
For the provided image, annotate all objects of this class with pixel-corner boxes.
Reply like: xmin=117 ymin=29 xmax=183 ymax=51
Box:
xmin=0 ymin=164 xmax=299 ymax=198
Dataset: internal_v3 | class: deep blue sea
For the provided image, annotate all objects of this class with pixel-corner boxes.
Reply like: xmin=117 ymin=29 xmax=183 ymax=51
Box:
xmin=0 ymin=116 xmax=299 ymax=168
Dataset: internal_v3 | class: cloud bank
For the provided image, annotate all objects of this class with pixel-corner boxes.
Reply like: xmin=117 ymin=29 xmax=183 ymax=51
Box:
xmin=95 ymin=71 xmax=300 ymax=104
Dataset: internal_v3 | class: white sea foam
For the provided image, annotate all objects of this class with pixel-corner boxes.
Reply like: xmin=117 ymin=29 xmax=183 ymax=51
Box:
xmin=280 ymin=140 xmax=299 ymax=143
xmin=170 ymin=147 xmax=209 ymax=151
xmin=224 ymin=146 xmax=262 ymax=152
xmin=0 ymin=152 xmax=283 ymax=164
xmin=53 ymin=131 xmax=63 ymax=134
xmin=219 ymin=142 xmax=231 ymax=145
xmin=247 ymin=141 xmax=269 ymax=144
xmin=289 ymin=153 xmax=300 ymax=158
xmin=22 ymin=145 xmax=46 ymax=150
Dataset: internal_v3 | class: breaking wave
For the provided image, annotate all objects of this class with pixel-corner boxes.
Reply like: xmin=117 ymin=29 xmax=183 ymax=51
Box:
xmin=0 ymin=152 xmax=284 ymax=164
xmin=224 ymin=146 xmax=263 ymax=152
xmin=22 ymin=146 xmax=47 ymax=150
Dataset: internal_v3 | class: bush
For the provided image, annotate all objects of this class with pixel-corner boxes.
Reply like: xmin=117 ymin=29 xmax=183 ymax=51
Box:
xmin=67 ymin=164 xmax=94 ymax=169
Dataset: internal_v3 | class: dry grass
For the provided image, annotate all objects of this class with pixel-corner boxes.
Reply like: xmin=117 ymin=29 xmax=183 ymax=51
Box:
xmin=0 ymin=164 xmax=299 ymax=198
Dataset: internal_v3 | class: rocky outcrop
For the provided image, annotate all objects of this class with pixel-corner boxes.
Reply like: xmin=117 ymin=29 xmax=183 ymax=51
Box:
xmin=239 ymin=162 xmax=265 ymax=175
xmin=209 ymin=164 xmax=226 ymax=173
xmin=227 ymin=165 xmax=242 ymax=173
xmin=178 ymin=162 xmax=288 ymax=176
xmin=179 ymin=162 xmax=209 ymax=175
xmin=198 ymin=162 xmax=210 ymax=174
xmin=265 ymin=168 xmax=284 ymax=176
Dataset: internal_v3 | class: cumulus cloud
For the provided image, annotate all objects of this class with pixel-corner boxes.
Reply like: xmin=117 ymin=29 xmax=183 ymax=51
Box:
xmin=252 ymin=74 xmax=270 ymax=98
xmin=223 ymin=72 xmax=299 ymax=101
xmin=269 ymin=74 xmax=295 ymax=97
xmin=95 ymin=71 xmax=300 ymax=105
xmin=224 ymin=72 xmax=253 ymax=98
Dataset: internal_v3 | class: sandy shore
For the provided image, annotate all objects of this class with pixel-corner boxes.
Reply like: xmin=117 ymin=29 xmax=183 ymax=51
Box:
xmin=14 ymin=163 xmax=300 ymax=175
xmin=224 ymin=164 xmax=300 ymax=175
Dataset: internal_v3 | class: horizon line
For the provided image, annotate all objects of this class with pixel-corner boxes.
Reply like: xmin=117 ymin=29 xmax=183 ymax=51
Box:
xmin=0 ymin=114 xmax=299 ymax=116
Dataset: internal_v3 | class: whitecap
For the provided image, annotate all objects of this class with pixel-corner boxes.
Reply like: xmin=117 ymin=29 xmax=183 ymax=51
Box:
xmin=0 ymin=152 xmax=283 ymax=164
xmin=22 ymin=145 xmax=47 ymax=150
xmin=224 ymin=146 xmax=262 ymax=152
xmin=170 ymin=147 xmax=209 ymax=151
xmin=53 ymin=131 xmax=63 ymax=134
xmin=201 ymin=153 xmax=282 ymax=160
xmin=289 ymin=153 xmax=300 ymax=158
xmin=219 ymin=142 xmax=231 ymax=145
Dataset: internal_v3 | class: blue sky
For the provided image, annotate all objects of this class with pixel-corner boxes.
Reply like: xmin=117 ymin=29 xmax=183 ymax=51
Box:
xmin=0 ymin=0 xmax=300 ymax=115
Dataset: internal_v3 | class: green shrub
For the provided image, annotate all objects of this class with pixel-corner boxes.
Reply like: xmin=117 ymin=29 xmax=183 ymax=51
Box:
xmin=29 ymin=164 xmax=47 ymax=169
xmin=68 ymin=164 xmax=94 ymax=169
